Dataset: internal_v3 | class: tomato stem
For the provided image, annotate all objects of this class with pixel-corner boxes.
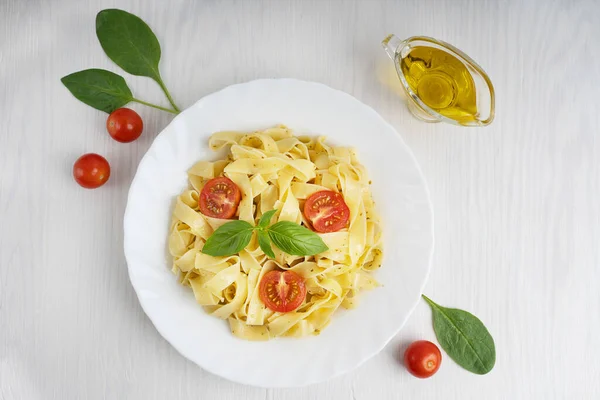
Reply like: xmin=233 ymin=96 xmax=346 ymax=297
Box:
xmin=131 ymin=98 xmax=178 ymax=114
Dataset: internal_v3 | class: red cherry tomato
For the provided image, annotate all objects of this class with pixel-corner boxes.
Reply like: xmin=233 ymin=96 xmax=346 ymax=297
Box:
xmin=106 ymin=108 xmax=143 ymax=143
xmin=259 ymin=270 xmax=306 ymax=313
xmin=404 ymin=340 xmax=442 ymax=378
xmin=303 ymin=190 xmax=350 ymax=233
xmin=73 ymin=153 xmax=110 ymax=189
xmin=199 ymin=177 xmax=241 ymax=219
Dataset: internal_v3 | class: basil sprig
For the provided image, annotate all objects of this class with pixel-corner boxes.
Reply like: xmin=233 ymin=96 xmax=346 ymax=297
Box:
xmin=422 ymin=295 xmax=496 ymax=375
xmin=61 ymin=9 xmax=180 ymax=114
xmin=201 ymin=210 xmax=328 ymax=258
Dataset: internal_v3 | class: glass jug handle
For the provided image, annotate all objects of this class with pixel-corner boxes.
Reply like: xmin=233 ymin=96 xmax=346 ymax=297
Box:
xmin=381 ymin=34 xmax=404 ymax=60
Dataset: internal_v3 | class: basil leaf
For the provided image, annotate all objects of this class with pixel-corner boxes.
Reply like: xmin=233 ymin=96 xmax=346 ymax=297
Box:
xmin=201 ymin=221 xmax=254 ymax=257
xmin=422 ymin=295 xmax=496 ymax=375
xmin=96 ymin=9 xmax=162 ymax=80
xmin=258 ymin=209 xmax=277 ymax=229
xmin=61 ymin=69 xmax=133 ymax=113
xmin=257 ymin=230 xmax=275 ymax=259
xmin=267 ymin=221 xmax=328 ymax=256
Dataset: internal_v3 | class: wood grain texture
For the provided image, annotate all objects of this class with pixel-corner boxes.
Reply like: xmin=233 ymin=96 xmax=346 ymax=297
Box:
xmin=1 ymin=0 xmax=599 ymax=399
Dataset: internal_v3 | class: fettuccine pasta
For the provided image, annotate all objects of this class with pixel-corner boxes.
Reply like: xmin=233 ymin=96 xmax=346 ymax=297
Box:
xmin=168 ymin=125 xmax=383 ymax=340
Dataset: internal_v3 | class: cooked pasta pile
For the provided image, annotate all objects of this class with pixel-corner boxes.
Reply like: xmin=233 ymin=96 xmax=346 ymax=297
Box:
xmin=168 ymin=125 xmax=383 ymax=340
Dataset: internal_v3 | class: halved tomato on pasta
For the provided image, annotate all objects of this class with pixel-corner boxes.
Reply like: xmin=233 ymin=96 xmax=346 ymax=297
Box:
xmin=303 ymin=190 xmax=350 ymax=233
xmin=199 ymin=177 xmax=241 ymax=219
xmin=259 ymin=270 xmax=306 ymax=313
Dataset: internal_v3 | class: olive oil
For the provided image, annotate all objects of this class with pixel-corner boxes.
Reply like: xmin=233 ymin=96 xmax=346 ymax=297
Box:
xmin=399 ymin=46 xmax=477 ymax=122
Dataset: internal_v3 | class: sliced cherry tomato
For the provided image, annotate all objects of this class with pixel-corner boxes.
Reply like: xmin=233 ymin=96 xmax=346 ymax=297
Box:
xmin=73 ymin=153 xmax=110 ymax=189
xmin=303 ymin=190 xmax=350 ymax=233
xmin=199 ymin=177 xmax=241 ymax=219
xmin=404 ymin=340 xmax=442 ymax=378
xmin=106 ymin=108 xmax=143 ymax=143
xmin=259 ymin=270 xmax=306 ymax=313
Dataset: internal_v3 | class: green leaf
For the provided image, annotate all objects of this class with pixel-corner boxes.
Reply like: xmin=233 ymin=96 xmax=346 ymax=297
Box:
xmin=94 ymin=9 xmax=180 ymax=113
xmin=258 ymin=209 xmax=277 ymax=229
xmin=257 ymin=230 xmax=275 ymax=259
xmin=422 ymin=295 xmax=496 ymax=375
xmin=61 ymin=69 xmax=133 ymax=113
xmin=201 ymin=221 xmax=254 ymax=257
xmin=96 ymin=9 xmax=162 ymax=80
xmin=267 ymin=221 xmax=328 ymax=256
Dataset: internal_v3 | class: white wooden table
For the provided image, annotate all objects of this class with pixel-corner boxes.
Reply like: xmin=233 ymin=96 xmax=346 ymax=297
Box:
xmin=1 ymin=0 xmax=599 ymax=399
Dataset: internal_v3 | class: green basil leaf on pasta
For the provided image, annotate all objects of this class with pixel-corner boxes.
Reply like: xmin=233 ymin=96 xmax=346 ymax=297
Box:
xmin=267 ymin=221 xmax=328 ymax=256
xmin=258 ymin=209 xmax=277 ymax=229
xmin=61 ymin=69 xmax=133 ymax=113
xmin=201 ymin=220 xmax=254 ymax=257
xmin=257 ymin=230 xmax=275 ymax=259
xmin=422 ymin=295 xmax=496 ymax=375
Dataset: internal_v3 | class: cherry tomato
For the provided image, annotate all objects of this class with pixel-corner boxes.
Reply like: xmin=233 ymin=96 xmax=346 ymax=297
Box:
xmin=303 ymin=190 xmax=350 ymax=233
xmin=106 ymin=108 xmax=143 ymax=143
xmin=259 ymin=270 xmax=306 ymax=313
xmin=73 ymin=153 xmax=110 ymax=189
xmin=199 ymin=177 xmax=241 ymax=219
xmin=404 ymin=340 xmax=442 ymax=378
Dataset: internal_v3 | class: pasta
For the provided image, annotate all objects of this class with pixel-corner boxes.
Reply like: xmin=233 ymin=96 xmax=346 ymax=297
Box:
xmin=168 ymin=125 xmax=383 ymax=340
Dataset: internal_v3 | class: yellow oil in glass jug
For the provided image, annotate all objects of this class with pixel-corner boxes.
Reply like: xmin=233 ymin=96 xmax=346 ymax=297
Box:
xmin=382 ymin=35 xmax=495 ymax=126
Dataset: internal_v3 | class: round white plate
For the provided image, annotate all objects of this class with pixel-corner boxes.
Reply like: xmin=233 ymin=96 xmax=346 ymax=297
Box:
xmin=124 ymin=79 xmax=433 ymax=388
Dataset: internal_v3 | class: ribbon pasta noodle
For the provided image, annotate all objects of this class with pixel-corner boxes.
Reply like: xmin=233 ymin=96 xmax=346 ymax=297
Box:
xmin=168 ymin=125 xmax=383 ymax=340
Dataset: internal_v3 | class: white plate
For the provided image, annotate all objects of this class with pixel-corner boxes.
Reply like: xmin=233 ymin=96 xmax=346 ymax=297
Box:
xmin=124 ymin=79 xmax=433 ymax=388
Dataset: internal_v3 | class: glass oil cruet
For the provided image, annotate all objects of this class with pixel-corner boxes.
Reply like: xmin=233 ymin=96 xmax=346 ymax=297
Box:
xmin=382 ymin=34 xmax=495 ymax=126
